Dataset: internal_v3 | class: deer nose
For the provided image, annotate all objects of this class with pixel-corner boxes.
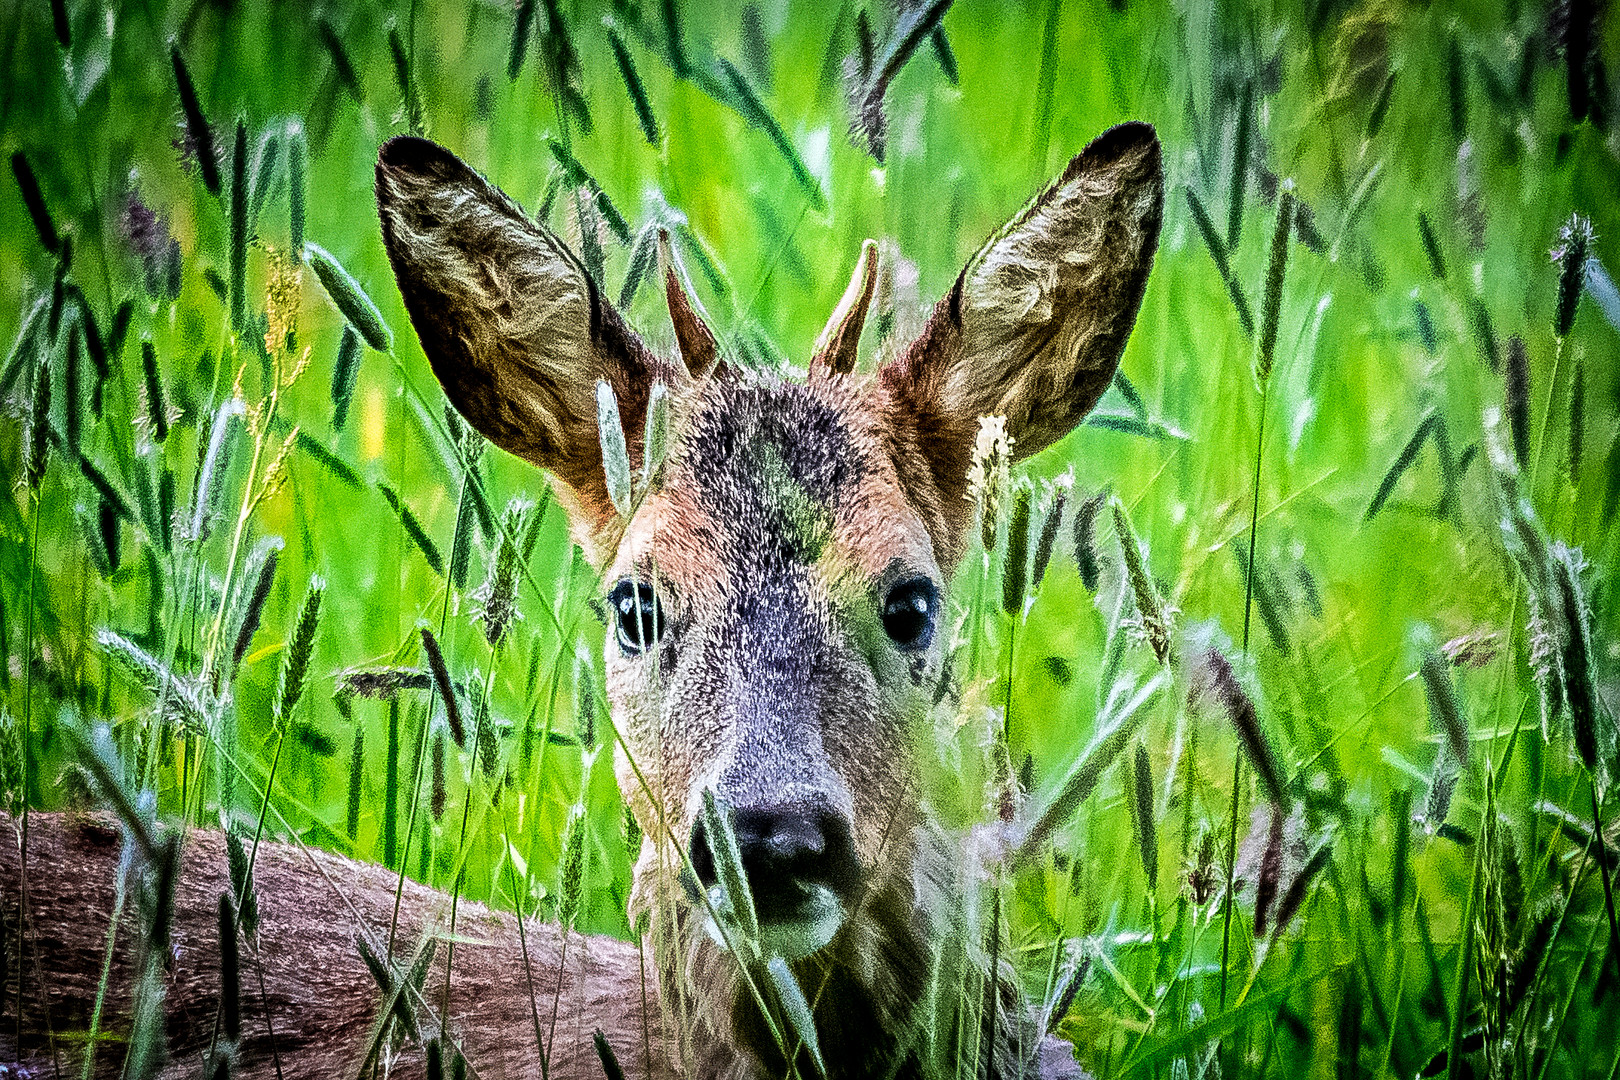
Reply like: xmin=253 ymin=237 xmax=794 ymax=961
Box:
xmin=689 ymin=804 xmax=861 ymax=921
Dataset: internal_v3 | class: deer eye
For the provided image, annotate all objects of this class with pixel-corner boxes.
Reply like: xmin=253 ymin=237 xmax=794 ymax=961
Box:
xmin=881 ymin=578 xmax=938 ymax=651
xmin=609 ymin=579 xmax=664 ymax=655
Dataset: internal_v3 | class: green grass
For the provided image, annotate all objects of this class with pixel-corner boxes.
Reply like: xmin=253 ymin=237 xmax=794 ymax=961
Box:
xmin=2 ymin=0 xmax=1619 ymax=1076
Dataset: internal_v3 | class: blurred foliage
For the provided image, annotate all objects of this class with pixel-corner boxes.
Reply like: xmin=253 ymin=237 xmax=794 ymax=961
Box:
xmin=2 ymin=0 xmax=1620 ymax=1076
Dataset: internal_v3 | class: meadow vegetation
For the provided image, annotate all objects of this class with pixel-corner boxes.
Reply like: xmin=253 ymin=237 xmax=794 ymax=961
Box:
xmin=0 ymin=0 xmax=1618 ymax=1076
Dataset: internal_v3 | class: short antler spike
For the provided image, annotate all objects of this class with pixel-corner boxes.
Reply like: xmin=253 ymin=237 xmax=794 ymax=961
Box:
xmin=811 ymin=238 xmax=879 ymax=377
xmin=660 ymin=228 xmax=717 ymax=378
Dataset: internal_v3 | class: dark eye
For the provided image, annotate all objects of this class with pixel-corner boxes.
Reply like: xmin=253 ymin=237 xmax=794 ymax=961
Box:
xmin=609 ymin=579 xmax=664 ymax=655
xmin=881 ymin=578 xmax=938 ymax=650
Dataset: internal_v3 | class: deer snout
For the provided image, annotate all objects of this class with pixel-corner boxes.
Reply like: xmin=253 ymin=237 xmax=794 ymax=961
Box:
xmin=690 ymin=803 xmax=862 ymax=927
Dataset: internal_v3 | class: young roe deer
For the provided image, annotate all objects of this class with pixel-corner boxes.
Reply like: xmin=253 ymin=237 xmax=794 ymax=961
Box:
xmin=374 ymin=120 xmax=1163 ymax=1077
xmin=2 ymin=121 xmax=1161 ymax=1080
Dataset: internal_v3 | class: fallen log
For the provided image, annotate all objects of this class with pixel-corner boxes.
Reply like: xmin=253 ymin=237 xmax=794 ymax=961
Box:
xmin=0 ymin=813 xmax=671 ymax=1079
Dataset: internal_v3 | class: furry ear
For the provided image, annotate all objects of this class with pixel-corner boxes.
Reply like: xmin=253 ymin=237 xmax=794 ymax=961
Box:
xmin=878 ymin=122 xmax=1163 ymax=553
xmin=376 ymin=136 xmax=681 ymax=531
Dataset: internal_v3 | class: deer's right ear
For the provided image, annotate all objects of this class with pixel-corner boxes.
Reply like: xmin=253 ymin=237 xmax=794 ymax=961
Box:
xmin=376 ymin=136 xmax=681 ymax=532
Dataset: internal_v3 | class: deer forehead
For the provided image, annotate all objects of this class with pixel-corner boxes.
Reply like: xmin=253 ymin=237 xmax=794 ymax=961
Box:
xmin=608 ymin=376 xmax=938 ymax=613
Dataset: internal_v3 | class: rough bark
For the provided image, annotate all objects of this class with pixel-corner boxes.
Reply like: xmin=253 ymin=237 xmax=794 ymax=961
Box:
xmin=0 ymin=813 xmax=671 ymax=1080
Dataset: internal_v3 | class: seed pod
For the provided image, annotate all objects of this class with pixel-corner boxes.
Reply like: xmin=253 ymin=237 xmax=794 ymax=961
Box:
xmin=305 ymin=242 xmax=392 ymax=352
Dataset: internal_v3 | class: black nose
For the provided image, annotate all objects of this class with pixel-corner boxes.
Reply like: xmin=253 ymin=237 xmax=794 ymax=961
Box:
xmin=690 ymin=804 xmax=861 ymax=920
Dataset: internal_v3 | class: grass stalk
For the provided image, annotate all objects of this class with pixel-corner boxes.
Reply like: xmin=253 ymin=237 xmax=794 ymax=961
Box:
xmin=1221 ymin=367 xmax=1272 ymax=1015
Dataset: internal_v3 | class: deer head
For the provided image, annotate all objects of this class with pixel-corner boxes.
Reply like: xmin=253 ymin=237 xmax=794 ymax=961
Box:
xmin=377 ymin=124 xmax=1163 ymax=1075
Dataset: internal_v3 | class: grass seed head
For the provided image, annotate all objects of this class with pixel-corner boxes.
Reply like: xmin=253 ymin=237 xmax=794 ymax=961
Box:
xmin=1031 ymin=476 xmax=1070 ymax=589
xmin=430 ymin=730 xmax=447 ymax=821
xmin=1112 ymin=497 xmax=1172 ymax=666
xmin=273 ymin=576 xmax=325 ymax=729
xmin=1553 ymin=213 xmax=1593 ymax=338
xmin=1197 ymin=647 xmax=1286 ymax=804
xmin=305 ymin=242 xmax=392 ymax=353
xmin=264 ymin=247 xmax=301 ymax=356
xmin=1002 ymin=483 xmax=1032 ymax=616
xmin=1130 ymin=740 xmax=1158 ymax=892
xmin=965 ymin=415 xmax=1012 ymax=552
xmin=419 ymin=626 xmax=465 ymax=747
xmin=1504 ymin=335 xmax=1531 ymax=472
xmin=1550 ymin=544 xmax=1600 ymax=775
xmin=1418 ymin=636 xmax=1470 ymax=770
xmin=217 ymin=892 xmax=241 ymax=1041
xmin=24 ymin=353 xmax=51 ymax=491
xmin=476 ymin=497 xmax=533 ymax=648
xmin=1256 ymin=186 xmax=1295 ymax=382
xmin=559 ymin=808 xmax=586 ymax=930
xmin=229 ymin=539 xmax=281 ymax=676
xmin=1072 ymin=489 xmax=1106 ymax=592
xmin=346 ymin=726 xmax=363 ymax=841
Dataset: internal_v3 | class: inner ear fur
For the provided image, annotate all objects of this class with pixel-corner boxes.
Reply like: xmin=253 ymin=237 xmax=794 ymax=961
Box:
xmin=375 ymin=136 xmax=683 ymax=531
xmin=878 ymin=121 xmax=1164 ymax=558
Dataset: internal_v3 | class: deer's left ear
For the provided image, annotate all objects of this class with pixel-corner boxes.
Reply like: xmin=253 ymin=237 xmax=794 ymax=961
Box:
xmin=879 ymin=122 xmax=1163 ymax=532
xmin=375 ymin=136 xmax=684 ymax=533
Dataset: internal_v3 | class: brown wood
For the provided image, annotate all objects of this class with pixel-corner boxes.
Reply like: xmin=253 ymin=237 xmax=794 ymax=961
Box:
xmin=0 ymin=813 xmax=672 ymax=1080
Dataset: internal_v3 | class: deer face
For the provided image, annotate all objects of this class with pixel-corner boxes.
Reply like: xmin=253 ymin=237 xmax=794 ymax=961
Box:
xmin=377 ymin=124 xmax=1162 ymax=1063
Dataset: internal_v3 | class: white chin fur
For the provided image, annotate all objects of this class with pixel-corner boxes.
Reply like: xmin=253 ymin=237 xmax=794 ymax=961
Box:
xmin=701 ymin=883 xmax=846 ymax=961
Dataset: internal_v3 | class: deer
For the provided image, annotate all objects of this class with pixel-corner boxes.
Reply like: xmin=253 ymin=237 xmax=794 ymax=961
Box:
xmin=2 ymin=120 xmax=1162 ymax=1080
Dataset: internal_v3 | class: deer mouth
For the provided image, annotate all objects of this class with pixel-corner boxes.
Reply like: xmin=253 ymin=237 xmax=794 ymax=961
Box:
xmin=687 ymin=804 xmax=863 ymax=961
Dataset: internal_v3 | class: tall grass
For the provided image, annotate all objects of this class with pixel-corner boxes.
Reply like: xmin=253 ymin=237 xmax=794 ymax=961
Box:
xmin=0 ymin=1 xmax=1617 ymax=1077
